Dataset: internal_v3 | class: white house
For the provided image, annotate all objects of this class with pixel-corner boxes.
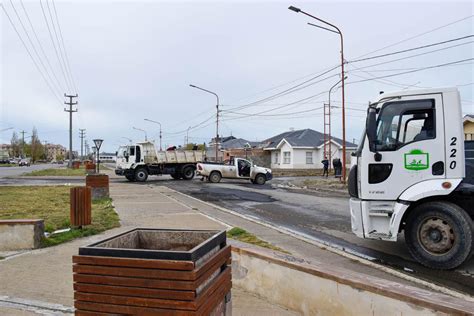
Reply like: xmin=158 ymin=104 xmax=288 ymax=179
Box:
xmin=263 ymin=129 xmax=357 ymax=169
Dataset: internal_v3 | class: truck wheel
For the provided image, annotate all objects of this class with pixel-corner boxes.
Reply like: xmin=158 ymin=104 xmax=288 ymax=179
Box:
xmin=125 ymin=175 xmax=135 ymax=182
xmin=209 ymin=171 xmax=221 ymax=183
xmin=404 ymin=201 xmax=473 ymax=270
xmin=134 ymin=168 xmax=148 ymax=182
xmin=182 ymin=166 xmax=195 ymax=180
xmin=254 ymin=174 xmax=266 ymax=185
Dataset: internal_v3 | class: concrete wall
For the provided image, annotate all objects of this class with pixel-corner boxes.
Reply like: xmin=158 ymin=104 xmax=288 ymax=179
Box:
xmin=0 ymin=220 xmax=44 ymax=251
xmin=232 ymin=246 xmax=474 ymax=316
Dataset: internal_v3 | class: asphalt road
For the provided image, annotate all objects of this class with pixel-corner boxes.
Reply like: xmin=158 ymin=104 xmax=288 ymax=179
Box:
xmin=134 ymin=175 xmax=474 ymax=296
xmin=0 ymin=163 xmax=59 ymax=178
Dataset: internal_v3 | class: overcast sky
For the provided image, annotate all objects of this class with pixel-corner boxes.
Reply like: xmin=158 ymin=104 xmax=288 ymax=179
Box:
xmin=1 ymin=0 xmax=473 ymax=152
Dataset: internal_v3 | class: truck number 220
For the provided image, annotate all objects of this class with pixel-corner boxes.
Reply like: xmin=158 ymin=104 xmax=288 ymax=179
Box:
xmin=449 ymin=137 xmax=457 ymax=169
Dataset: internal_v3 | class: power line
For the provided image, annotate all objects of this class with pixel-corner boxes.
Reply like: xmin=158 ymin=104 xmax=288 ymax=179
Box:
xmin=19 ymin=0 xmax=66 ymax=93
xmin=51 ymin=0 xmax=78 ymax=94
xmin=348 ymin=40 xmax=474 ymax=71
xmin=347 ymin=58 xmax=474 ymax=85
xmin=349 ymin=35 xmax=473 ymax=63
xmin=8 ymin=0 xmax=63 ymax=97
xmin=40 ymin=0 xmax=72 ymax=93
xmin=223 ymin=106 xmax=325 ymax=118
xmin=46 ymin=0 xmax=73 ymax=91
xmin=1 ymin=3 xmax=62 ymax=104
xmin=353 ymin=15 xmax=474 ymax=59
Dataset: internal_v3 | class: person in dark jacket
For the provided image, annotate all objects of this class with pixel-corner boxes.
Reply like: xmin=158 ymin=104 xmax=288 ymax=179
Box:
xmin=321 ymin=157 xmax=329 ymax=177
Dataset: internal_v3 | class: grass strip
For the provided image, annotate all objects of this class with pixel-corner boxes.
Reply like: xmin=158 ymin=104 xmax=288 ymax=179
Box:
xmin=227 ymin=227 xmax=289 ymax=253
xmin=0 ymin=186 xmax=120 ymax=247
xmin=22 ymin=168 xmax=86 ymax=176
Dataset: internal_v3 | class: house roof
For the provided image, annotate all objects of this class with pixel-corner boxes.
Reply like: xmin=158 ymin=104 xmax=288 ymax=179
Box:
xmin=464 ymin=114 xmax=474 ymax=123
xmin=263 ymin=128 xmax=357 ymax=149
xmin=220 ymin=138 xmax=261 ymax=149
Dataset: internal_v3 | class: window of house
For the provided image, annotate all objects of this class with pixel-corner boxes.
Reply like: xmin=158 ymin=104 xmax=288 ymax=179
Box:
xmin=306 ymin=152 xmax=313 ymax=164
xmin=274 ymin=152 xmax=279 ymax=164
xmin=283 ymin=151 xmax=291 ymax=164
xmin=375 ymin=99 xmax=435 ymax=151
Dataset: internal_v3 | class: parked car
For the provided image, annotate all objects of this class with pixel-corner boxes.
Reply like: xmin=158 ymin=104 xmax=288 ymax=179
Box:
xmin=196 ymin=157 xmax=272 ymax=184
xmin=19 ymin=159 xmax=31 ymax=167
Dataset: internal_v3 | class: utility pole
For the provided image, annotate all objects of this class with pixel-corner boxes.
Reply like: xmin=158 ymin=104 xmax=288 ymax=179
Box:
xmin=64 ymin=94 xmax=78 ymax=168
xmin=20 ymin=130 xmax=27 ymax=158
xmin=189 ymin=84 xmax=220 ymax=161
xmin=79 ymin=129 xmax=86 ymax=161
xmin=323 ymin=103 xmax=331 ymax=171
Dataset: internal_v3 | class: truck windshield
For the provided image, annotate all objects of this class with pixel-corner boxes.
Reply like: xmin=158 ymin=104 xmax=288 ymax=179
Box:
xmin=117 ymin=146 xmax=127 ymax=158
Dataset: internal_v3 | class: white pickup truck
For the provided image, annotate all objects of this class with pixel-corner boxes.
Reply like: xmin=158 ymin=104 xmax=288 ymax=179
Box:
xmin=196 ymin=158 xmax=272 ymax=184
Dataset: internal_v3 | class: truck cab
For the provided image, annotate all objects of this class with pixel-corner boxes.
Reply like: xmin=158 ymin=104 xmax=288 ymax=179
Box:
xmin=349 ymin=88 xmax=473 ymax=269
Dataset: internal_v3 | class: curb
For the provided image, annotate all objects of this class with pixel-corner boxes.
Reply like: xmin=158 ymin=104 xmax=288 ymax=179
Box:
xmin=164 ymin=186 xmax=474 ymax=302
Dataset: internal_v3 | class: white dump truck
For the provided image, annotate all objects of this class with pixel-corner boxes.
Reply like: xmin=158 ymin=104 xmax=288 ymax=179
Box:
xmin=115 ymin=141 xmax=205 ymax=182
xmin=349 ymin=87 xmax=473 ymax=269
xmin=196 ymin=157 xmax=272 ymax=184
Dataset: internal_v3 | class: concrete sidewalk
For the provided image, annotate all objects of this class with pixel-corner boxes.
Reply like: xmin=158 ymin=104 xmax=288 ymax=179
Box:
xmin=0 ymin=180 xmax=297 ymax=315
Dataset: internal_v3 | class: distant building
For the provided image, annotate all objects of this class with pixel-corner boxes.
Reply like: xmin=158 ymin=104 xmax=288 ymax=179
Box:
xmin=220 ymin=138 xmax=269 ymax=167
xmin=263 ymin=128 xmax=357 ymax=169
xmin=45 ymin=144 xmax=67 ymax=161
xmin=99 ymin=152 xmax=117 ymax=163
xmin=464 ymin=114 xmax=474 ymax=140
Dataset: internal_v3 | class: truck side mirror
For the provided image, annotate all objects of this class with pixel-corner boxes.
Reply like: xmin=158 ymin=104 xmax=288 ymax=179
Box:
xmin=366 ymin=107 xmax=377 ymax=153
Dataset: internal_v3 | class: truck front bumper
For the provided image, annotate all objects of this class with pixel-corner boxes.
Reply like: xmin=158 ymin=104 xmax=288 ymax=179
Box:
xmin=115 ymin=168 xmax=134 ymax=177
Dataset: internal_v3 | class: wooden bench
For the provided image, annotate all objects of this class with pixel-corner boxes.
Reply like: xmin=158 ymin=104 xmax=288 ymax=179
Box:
xmin=0 ymin=219 xmax=44 ymax=251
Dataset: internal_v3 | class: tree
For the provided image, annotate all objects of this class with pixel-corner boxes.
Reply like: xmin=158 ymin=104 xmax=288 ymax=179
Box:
xmin=29 ymin=127 xmax=44 ymax=163
xmin=10 ymin=132 xmax=20 ymax=157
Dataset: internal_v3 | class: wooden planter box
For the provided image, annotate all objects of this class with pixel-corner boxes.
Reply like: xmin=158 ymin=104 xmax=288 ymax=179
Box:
xmin=73 ymin=229 xmax=231 ymax=315
xmin=85 ymin=174 xmax=109 ymax=199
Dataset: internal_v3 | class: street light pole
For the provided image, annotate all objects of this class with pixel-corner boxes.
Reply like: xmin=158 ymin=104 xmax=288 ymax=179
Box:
xmin=132 ymin=127 xmax=147 ymax=141
xmin=189 ymin=84 xmax=220 ymax=161
xmin=186 ymin=126 xmax=191 ymax=148
xmin=121 ymin=137 xmax=132 ymax=145
xmin=326 ymin=76 xmax=347 ymax=175
xmin=144 ymin=119 xmax=162 ymax=150
xmin=288 ymin=5 xmax=347 ymax=182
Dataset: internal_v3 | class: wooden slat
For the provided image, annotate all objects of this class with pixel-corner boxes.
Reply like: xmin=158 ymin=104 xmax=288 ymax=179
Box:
xmin=72 ymin=245 xmax=231 ymax=281
xmin=73 ymin=274 xmax=196 ymax=291
xmin=75 ymin=301 xmax=195 ymax=316
xmin=194 ymin=245 xmax=231 ymax=279
xmin=198 ymin=283 xmax=231 ymax=316
xmin=73 ymin=264 xmax=195 ymax=281
xmin=73 ymin=255 xmax=195 ymax=271
xmin=75 ymin=310 xmax=116 ymax=316
xmin=74 ymin=283 xmax=196 ymax=300
xmin=74 ymin=268 xmax=231 ymax=311
xmin=195 ymin=267 xmax=231 ymax=308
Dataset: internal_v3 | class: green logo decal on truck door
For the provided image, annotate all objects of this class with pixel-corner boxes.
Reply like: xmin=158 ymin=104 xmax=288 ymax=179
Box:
xmin=404 ymin=149 xmax=429 ymax=170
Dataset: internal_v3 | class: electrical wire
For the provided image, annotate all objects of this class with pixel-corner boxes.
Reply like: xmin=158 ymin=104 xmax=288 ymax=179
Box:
xmin=1 ymin=3 xmax=62 ymax=105
xmin=353 ymin=15 xmax=474 ymax=59
xmin=40 ymin=0 xmax=72 ymax=93
xmin=8 ymin=0 xmax=63 ymax=97
xmin=347 ymin=58 xmax=474 ymax=85
xmin=51 ymin=0 xmax=78 ymax=94
xmin=224 ymin=66 xmax=340 ymax=111
xmin=348 ymin=40 xmax=474 ymax=70
xmin=349 ymin=35 xmax=473 ymax=63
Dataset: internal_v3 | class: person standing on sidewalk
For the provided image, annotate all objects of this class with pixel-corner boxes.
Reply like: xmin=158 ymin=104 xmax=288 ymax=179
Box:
xmin=321 ymin=157 xmax=329 ymax=178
